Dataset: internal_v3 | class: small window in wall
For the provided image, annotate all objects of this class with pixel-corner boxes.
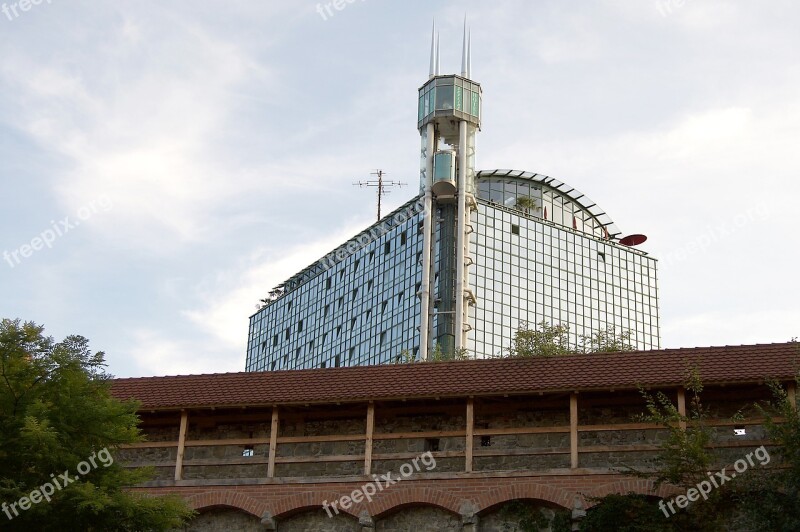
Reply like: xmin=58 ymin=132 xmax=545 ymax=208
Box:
xmin=297 ymin=319 xmax=303 ymax=333
xmin=384 ymin=242 xmax=391 ymax=255
xmin=242 ymin=446 xmax=255 ymax=457
xmin=273 ymin=335 xmax=278 ymax=347
xmin=511 ymin=224 xmax=520 ymax=235
xmin=598 ymin=252 xmax=606 ymax=262
xmin=424 ymin=438 xmax=440 ymax=452
xmin=285 ymin=328 xmax=290 ymax=340
xmin=734 ymin=426 xmax=747 ymax=436
xmin=401 ymin=232 xmax=407 ymax=246
xmin=326 ymin=277 xmax=332 ymax=290
xmin=480 ymin=436 xmax=492 ymax=447
xmin=324 ymin=304 xmax=329 ymax=317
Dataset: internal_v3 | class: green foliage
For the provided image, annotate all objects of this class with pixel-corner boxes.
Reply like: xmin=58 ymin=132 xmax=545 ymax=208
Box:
xmin=0 ymin=318 xmax=195 ymax=531
xmin=506 ymin=321 xmax=571 ymax=358
xmin=580 ymin=493 xmax=675 ymax=532
xmin=634 ymin=369 xmax=714 ymax=490
xmin=579 ymin=325 xmax=636 ymax=353
xmin=395 ymin=344 xmax=470 ymax=363
xmin=514 ymin=196 xmax=541 ymax=214
xmin=734 ymin=376 xmax=800 ymax=530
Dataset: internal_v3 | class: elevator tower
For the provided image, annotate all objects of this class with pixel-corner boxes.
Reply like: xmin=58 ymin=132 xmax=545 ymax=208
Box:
xmin=417 ymin=21 xmax=481 ymax=360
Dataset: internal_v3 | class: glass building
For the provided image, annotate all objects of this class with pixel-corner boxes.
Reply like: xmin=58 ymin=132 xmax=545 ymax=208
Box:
xmin=245 ymin=28 xmax=660 ymax=372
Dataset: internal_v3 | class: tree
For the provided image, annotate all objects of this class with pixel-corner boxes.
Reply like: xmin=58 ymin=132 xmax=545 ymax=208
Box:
xmin=579 ymin=325 xmax=636 ymax=353
xmin=734 ymin=376 xmax=800 ymax=530
xmin=0 ymin=319 xmax=194 ymax=531
xmin=514 ymin=196 xmax=540 ymax=215
xmin=506 ymin=321 xmax=571 ymax=358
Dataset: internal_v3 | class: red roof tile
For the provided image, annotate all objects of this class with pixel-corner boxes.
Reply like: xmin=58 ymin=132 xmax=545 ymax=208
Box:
xmin=110 ymin=343 xmax=800 ymax=410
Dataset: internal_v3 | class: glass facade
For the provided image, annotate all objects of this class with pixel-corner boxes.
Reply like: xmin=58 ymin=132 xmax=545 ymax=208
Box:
xmin=246 ymin=171 xmax=660 ymax=371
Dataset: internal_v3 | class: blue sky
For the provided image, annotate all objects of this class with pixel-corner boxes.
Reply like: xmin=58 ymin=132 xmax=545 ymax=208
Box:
xmin=1 ymin=0 xmax=798 ymax=377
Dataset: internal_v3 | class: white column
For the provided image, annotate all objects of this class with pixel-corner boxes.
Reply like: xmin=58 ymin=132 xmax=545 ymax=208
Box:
xmin=455 ymin=120 xmax=467 ymax=351
xmin=419 ymin=123 xmax=435 ymax=360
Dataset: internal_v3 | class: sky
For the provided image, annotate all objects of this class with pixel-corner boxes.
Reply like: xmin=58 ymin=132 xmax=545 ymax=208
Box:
xmin=1 ymin=0 xmax=798 ymax=378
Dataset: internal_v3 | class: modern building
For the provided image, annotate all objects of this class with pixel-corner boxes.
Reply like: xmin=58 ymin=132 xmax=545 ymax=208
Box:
xmin=246 ymin=25 xmax=660 ymax=372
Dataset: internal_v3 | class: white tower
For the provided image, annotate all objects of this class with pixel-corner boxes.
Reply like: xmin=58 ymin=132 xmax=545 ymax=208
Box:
xmin=418 ymin=20 xmax=481 ymax=360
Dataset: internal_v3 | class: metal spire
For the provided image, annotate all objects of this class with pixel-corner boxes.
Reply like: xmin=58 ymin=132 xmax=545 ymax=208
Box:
xmin=435 ymin=32 xmax=440 ymax=76
xmin=467 ymin=28 xmax=472 ymax=78
xmin=461 ymin=16 xmax=468 ymax=77
xmin=429 ymin=20 xmax=436 ymax=78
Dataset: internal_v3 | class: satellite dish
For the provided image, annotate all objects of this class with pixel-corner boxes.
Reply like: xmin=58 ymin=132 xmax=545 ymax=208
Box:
xmin=619 ymin=234 xmax=647 ymax=246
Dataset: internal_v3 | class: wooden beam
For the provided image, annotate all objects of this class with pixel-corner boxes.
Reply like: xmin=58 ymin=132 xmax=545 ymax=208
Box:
xmin=268 ymin=406 xmax=279 ymax=478
xmin=465 ymin=398 xmax=474 ymax=473
xmin=570 ymin=393 xmax=578 ymax=469
xmin=365 ymin=402 xmax=375 ymax=475
xmin=174 ymin=410 xmax=188 ymax=481
xmin=677 ymin=387 xmax=687 ymax=431
xmin=788 ymin=382 xmax=797 ymax=410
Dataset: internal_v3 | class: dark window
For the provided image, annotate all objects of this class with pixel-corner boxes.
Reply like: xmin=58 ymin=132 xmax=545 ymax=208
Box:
xmin=381 ymin=300 xmax=388 ymax=314
xmin=285 ymin=328 xmax=290 ymax=340
xmin=354 ymin=258 xmax=360 ymax=270
xmin=481 ymin=436 xmax=492 ymax=447
xmin=273 ymin=335 xmax=278 ymax=347
xmin=424 ymin=438 xmax=440 ymax=452
xmin=384 ymin=242 xmax=391 ymax=255
xmin=397 ymin=291 xmax=404 ymax=303
xmin=321 ymin=361 xmax=327 ymax=368
xmin=324 ymin=304 xmax=329 ymax=317
xmin=400 ymin=232 xmax=407 ymax=245
xmin=297 ymin=319 xmax=303 ymax=332
xmin=335 ymin=355 xmax=341 ymax=367
xmin=511 ymin=224 xmax=520 ymax=235
xmin=380 ymin=331 xmax=386 ymax=344
xmin=326 ymin=277 xmax=332 ymax=289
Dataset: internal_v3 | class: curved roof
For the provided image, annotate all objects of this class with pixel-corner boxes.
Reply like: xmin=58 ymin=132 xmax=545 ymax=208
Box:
xmin=476 ymin=169 xmax=622 ymax=238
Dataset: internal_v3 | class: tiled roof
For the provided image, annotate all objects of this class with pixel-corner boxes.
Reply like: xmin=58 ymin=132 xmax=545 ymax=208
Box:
xmin=110 ymin=343 xmax=799 ymax=410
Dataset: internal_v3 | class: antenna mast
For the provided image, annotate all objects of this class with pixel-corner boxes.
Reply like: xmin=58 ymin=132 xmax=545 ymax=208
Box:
xmin=354 ymin=170 xmax=406 ymax=221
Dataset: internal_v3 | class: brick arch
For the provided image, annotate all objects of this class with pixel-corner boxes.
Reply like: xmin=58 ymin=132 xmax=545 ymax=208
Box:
xmin=185 ymin=490 xmax=265 ymax=517
xmin=585 ymin=479 xmax=675 ymax=507
xmin=473 ymin=482 xmax=574 ymax=514
xmin=271 ymin=491 xmax=360 ymax=519
xmin=369 ymin=486 xmax=463 ymax=518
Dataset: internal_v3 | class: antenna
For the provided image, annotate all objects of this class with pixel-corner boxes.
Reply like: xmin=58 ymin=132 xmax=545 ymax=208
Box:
xmin=353 ymin=170 xmax=406 ymax=221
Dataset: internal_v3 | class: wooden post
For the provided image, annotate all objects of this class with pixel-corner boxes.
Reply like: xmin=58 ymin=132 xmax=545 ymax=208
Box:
xmin=365 ymin=402 xmax=375 ymax=475
xmin=788 ymin=382 xmax=797 ymax=410
xmin=267 ymin=406 xmax=279 ymax=478
xmin=174 ymin=410 xmax=188 ymax=481
xmin=570 ymin=393 xmax=578 ymax=469
xmin=465 ymin=398 xmax=474 ymax=473
xmin=677 ymin=387 xmax=687 ymax=431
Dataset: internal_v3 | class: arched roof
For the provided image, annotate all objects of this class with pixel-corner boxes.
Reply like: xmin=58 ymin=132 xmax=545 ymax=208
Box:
xmin=476 ymin=169 xmax=622 ymax=238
